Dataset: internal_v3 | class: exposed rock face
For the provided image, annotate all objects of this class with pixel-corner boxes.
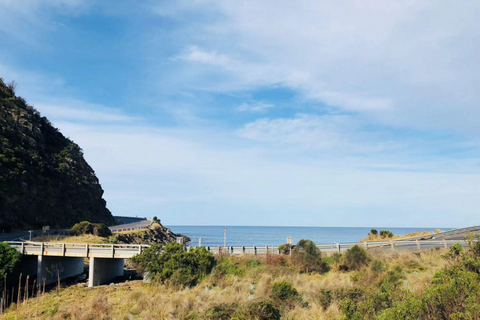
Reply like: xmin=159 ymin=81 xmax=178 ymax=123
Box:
xmin=0 ymin=79 xmax=115 ymax=231
xmin=111 ymin=223 xmax=190 ymax=245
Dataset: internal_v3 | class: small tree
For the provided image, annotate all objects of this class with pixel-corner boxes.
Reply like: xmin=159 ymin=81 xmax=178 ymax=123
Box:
xmin=131 ymin=243 xmax=215 ymax=288
xmin=0 ymin=243 xmax=21 ymax=283
xmin=291 ymin=239 xmax=327 ymax=273
xmin=344 ymin=245 xmax=370 ymax=270
xmin=71 ymin=221 xmax=111 ymax=237
xmin=380 ymin=230 xmax=394 ymax=238
xmin=370 ymin=229 xmax=378 ymax=235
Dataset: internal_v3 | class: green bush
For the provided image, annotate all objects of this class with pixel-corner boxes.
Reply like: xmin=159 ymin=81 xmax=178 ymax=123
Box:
xmin=371 ymin=259 xmax=384 ymax=273
xmin=380 ymin=230 xmax=394 ymax=238
xmin=343 ymin=245 xmax=370 ymax=270
xmin=245 ymin=299 xmax=281 ymax=320
xmin=70 ymin=221 xmax=111 ymax=237
xmin=205 ymin=303 xmax=238 ymax=320
xmin=213 ymin=257 xmax=247 ymax=278
xmin=291 ymin=239 xmax=328 ymax=273
xmin=206 ymin=299 xmax=280 ymax=320
xmin=0 ymin=242 xmax=21 ymax=282
xmin=131 ymin=243 xmax=215 ymax=288
xmin=272 ymin=281 xmax=298 ymax=301
xmin=278 ymin=243 xmax=292 ymax=255
xmin=371 ymin=229 xmax=378 ymax=235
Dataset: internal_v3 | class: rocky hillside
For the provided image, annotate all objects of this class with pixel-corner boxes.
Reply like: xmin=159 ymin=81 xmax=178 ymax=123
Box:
xmin=111 ymin=223 xmax=191 ymax=245
xmin=0 ymin=79 xmax=115 ymax=231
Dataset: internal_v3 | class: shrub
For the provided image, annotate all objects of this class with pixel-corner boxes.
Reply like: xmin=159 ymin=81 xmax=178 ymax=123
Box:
xmin=0 ymin=242 xmax=21 ymax=282
xmin=278 ymin=243 xmax=292 ymax=255
xmin=206 ymin=299 xmax=280 ymax=320
xmin=205 ymin=303 xmax=238 ymax=320
xmin=371 ymin=259 xmax=384 ymax=273
xmin=213 ymin=257 xmax=247 ymax=278
xmin=131 ymin=243 xmax=215 ymax=288
xmin=272 ymin=281 xmax=298 ymax=301
xmin=343 ymin=245 xmax=370 ymax=270
xmin=371 ymin=229 xmax=378 ymax=235
xmin=291 ymin=239 xmax=328 ymax=273
xmin=244 ymin=299 xmax=281 ymax=320
xmin=70 ymin=221 xmax=111 ymax=237
xmin=380 ymin=230 xmax=394 ymax=238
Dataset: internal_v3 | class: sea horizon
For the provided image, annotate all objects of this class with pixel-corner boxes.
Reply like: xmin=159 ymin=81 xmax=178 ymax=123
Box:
xmin=165 ymin=225 xmax=452 ymax=247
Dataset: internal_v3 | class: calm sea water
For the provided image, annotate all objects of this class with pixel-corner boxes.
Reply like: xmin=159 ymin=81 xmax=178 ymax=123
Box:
xmin=166 ymin=226 xmax=450 ymax=247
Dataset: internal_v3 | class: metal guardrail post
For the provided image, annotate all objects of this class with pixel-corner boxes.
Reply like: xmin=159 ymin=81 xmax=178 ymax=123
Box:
xmin=138 ymin=245 xmax=142 ymax=255
xmin=86 ymin=244 xmax=89 ymax=257
xmin=111 ymin=245 xmax=115 ymax=258
xmin=62 ymin=243 xmax=65 ymax=256
xmin=390 ymin=241 xmax=394 ymax=251
xmin=363 ymin=242 xmax=368 ymax=250
xmin=416 ymin=240 xmax=420 ymax=250
xmin=337 ymin=243 xmax=340 ymax=252
xmin=242 ymin=246 xmax=245 ymax=255
xmin=254 ymin=246 xmax=257 ymax=255
xmin=443 ymin=239 xmax=447 ymax=249
xmin=40 ymin=242 xmax=44 ymax=255
xmin=21 ymin=242 xmax=25 ymax=254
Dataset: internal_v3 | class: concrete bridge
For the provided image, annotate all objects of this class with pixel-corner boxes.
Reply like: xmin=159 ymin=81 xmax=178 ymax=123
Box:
xmin=7 ymin=242 xmax=149 ymax=287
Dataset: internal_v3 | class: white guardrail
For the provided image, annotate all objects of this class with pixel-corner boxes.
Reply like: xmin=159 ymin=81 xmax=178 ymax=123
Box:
xmin=6 ymin=239 xmax=474 ymax=258
xmin=6 ymin=241 xmax=150 ymax=259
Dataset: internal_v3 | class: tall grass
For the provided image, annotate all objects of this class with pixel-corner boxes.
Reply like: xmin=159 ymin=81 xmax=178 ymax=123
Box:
xmin=1 ymin=248 xmax=450 ymax=320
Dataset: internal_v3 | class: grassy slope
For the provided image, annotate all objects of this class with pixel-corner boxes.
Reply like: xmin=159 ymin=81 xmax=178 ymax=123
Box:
xmin=2 ymin=249 xmax=449 ymax=320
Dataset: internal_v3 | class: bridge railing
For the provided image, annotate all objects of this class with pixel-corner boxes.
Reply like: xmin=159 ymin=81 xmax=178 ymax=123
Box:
xmin=6 ymin=241 xmax=150 ymax=258
xmin=6 ymin=239 xmax=476 ymax=257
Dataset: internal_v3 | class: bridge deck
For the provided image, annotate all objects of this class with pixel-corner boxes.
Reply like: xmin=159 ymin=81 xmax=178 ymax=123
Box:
xmin=6 ymin=239 xmax=475 ymax=257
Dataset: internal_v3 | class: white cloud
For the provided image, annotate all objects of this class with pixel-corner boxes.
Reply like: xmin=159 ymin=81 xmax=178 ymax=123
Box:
xmin=238 ymin=113 xmax=399 ymax=153
xmin=36 ymin=102 xmax=139 ymax=124
xmin=49 ymin=120 xmax=480 ymax=227
xmin=164 ymin=1 xmax=480 ymax=133
xmin=236 ymin=101 xmax=274 ymax=113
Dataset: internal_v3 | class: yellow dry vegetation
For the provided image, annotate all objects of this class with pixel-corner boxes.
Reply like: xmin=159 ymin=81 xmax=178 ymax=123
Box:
xmin=2 ymin=249 xmax=449 ymax=320
xmin=31 ymin=234 xmax=109 ymax=244
xmin=360 ymin=229 xmax=442 ymax=242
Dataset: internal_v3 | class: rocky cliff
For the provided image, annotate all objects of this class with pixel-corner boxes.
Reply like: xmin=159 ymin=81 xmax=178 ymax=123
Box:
xmin=111 ymin=223 xmax=190 ymax=245
xmin=0 ymin=79 xmax=115 ymax=231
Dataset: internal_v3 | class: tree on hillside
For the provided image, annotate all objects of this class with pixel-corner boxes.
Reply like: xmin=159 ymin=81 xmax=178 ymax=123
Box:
xmin=0 ymin=243 xmax=21 ymax=283
xmin=291 ymin=239 xmax=328 ymax=273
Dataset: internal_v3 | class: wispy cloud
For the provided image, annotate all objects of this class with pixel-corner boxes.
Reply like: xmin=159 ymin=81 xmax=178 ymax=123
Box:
xmin=236 ymin=101 xmax=274 ymax=113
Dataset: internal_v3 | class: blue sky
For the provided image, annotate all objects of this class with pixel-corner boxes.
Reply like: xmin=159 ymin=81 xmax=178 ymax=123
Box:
xmin=1 ymin=1 xmax=479 ymax=227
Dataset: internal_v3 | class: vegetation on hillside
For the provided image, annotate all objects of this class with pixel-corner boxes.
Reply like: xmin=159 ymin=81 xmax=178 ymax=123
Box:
xmin=70 ymin=221 xmax=112 ymax=237
xmin=0 ymin=243 xmax=21 ymax=284
xmin=131 ymin=243 xmax=215 ymax=288
xmin=0 ymin=78 xmax=114 ymax=231
xmin=361 ymin=229 xmax=441 ymax=242
xmin=3 ymin=238 xmax=480 ymax=319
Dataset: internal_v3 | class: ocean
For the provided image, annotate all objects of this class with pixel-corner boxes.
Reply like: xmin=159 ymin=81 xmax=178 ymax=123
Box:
xmin=166 ymin=226 xmax=449 ymax=247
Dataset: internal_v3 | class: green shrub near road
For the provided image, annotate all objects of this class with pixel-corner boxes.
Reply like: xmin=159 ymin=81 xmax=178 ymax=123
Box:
xmin=131 ymin=243 xmax=215 ymax=288
xmin=0 ymin=242 xmax=21 ymax=283
xmin=343 ymin=245 xmax=370 ymax=271
xmin=70 ymin=221 xmax=112 ymax=237
xmin=291 ymin=239 xmax=328 ymax=273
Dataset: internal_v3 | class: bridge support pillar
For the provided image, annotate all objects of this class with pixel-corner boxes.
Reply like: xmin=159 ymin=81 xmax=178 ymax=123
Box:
xmin=37 ymin=256 xmax=85 ymax=286
xmin=88 ymin=258 xmax=124 ymax=287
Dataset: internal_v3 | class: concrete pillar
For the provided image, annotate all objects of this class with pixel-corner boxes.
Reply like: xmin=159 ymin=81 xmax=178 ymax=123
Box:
xmin=37 ymin=256 xmax=85 ymax=286
xmin=88 ymin=258 xmax=124 ymax=287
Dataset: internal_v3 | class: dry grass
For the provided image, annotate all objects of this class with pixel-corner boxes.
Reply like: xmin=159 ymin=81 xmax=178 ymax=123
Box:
xmin=31 ymin=234 xmax=108 ymax=244
xmin=360 ymin=229 xmax=442 ymax=242
xmin=2 ymin=249 xmax=449 ymax=320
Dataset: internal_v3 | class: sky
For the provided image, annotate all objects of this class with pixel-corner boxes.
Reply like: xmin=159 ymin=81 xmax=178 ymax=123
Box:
xmin=1 ymin=0 xmax=479 ymax=228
